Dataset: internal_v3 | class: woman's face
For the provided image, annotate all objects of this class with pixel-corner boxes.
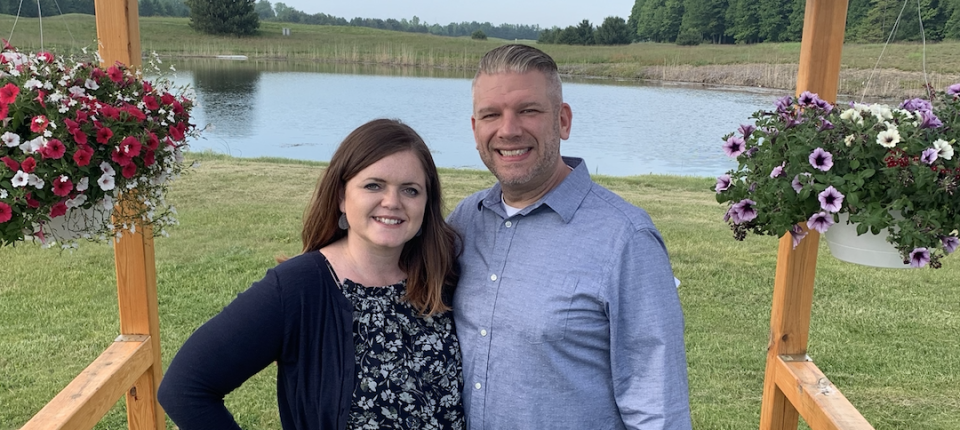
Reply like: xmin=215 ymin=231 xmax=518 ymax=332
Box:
xmin=340 ymin=150 xmax=428 ymax=253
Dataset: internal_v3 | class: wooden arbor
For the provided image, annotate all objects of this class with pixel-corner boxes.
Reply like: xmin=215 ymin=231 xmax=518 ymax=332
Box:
xmin=759 ymin=2 xmax=875 ymax=429
xmin=21 ymin=1 xmax=166 ymax=429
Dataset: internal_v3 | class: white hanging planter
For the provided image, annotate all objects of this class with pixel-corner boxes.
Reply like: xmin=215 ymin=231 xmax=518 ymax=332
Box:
xmin=823 ymin=213 xmax=911 ymax=269
xmin=28 ymin=204 xmax=114 ymax=247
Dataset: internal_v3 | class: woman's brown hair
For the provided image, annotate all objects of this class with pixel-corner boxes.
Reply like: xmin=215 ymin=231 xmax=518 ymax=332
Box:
xmin=301 ymin=118 xmax=460 ymax=316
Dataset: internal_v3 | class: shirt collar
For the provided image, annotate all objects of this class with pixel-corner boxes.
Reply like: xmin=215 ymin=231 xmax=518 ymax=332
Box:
xmin=477 ymin=156 xmax=591 ymax=223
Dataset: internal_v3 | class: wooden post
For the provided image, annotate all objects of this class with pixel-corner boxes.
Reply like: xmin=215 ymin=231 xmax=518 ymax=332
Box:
xmin=759 ymin=1 xmax=850 ymax=429
xmin=94 ymin=1 xmax=165 ymax=429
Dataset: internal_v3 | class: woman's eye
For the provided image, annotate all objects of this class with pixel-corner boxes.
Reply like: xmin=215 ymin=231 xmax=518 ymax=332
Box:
xmin=363 ymin=183 xmax=381 ymax=190
xmin=403 ymin=188 xmax=420 ymax=196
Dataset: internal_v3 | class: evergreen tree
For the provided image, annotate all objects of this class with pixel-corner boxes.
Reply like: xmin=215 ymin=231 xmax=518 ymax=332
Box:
xmin=575 ymin=19 xmax=596 ymax=44
xmin=757 ymin=0 xmax=791 ymax=42
xmin=945 ymin=0 xmax=960 ymax=39
xmin=557 ymin=26 xmax=581 ymax=44
xmin=595 ymin=16 xmax=633 ymax=45
xmin=627 ymin=0 xmax=646 ymax=41
xmin=725 ymin=0 xmax=759 ymax=43
xmin=186 ymin=0 xmax=260 ymax=36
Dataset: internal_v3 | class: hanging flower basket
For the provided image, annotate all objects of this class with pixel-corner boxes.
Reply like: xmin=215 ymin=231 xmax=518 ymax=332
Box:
xmin=0 ymin=42 xmax=196 ymax=248
xmin=715 ymin=84 xmax=960 ymax=268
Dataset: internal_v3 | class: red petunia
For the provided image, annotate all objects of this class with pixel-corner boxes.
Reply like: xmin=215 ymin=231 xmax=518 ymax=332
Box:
xmin=143 ymin=95 xmax=159 ymax=111
xmin=0 ymin=82 xmax=19 ymax=104
xmin=1 ymin=156 xmax=18 ymax=171
xmin=169 ymin=124 xmax=185 ymax=141
xmin=0 ymin=103 xmax=7 ymax=120
xmin=112 ymin=147 xmax=133 ymax=166
xmin=72 ymin=129 xmax=88 ymax=145
xmin=73 ymin=146 xmax=93 ymax=167
xmin=0 ymin=201 xmax=11 ymax=223
xmin=122 ymin=104 xmax=146 ymax=121
xmin=41 ymin=139 xmax=66 ymax=159
xmin=96 ymin=126 xmax=114 ymax=144
xmin=142 ymin=81 xmax=153 ymax=93
xmin=145 ymin=131 xmax=159 ymax=150
xmin=143 ymin=150 xmax=156 ymax=167
xmin=30 ymin=115 xmax=49 ymax=133
xmin=121 ymin=162 xmax=137 ymax=179
xmin=100 ymin=105 xmax=121 ymax=120
xmin=21 ymin=157 xmax=36 ymax=173
xmin=171 ymin=100 xmax=184 ymax=115
xmin=49 ymin=201 xmax=68 ymax=218
xmin=52 ymin=176 xmax=73 ymax=197
xmin=64 ymin=118 xmax=80 ymax=133
xmin=119 ymin=136 xmax=142 ymax=157
xmin=34 ymin=89 xmax=46 ymax=108
xmin=25 ymin=193 xmax=40 ymax=209
xmin=107 ymin=65 xmax=123 ymax=83
xmin=75 ymin=110 xmax=89 ymax=123
xmin=37 ymin=51 xmax=54 ymax=63
xmin=160 ymin=93 xmax=176 ymax=106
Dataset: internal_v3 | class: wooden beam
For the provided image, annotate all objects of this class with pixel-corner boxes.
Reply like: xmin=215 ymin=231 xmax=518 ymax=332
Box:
xmin=774 ymin=357 xmax=875 ymax=430
xmin=760 ymin=2 xmax=851 ymax=429
xmin=94 ymin=0 xmax=142 ymax=69
xmin=21 ymin=336 xmax=153 ymax=430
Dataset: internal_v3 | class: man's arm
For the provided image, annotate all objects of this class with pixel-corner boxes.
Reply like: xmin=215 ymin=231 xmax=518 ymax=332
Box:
xmin=608 ymin=228 xmax=692 ymax=430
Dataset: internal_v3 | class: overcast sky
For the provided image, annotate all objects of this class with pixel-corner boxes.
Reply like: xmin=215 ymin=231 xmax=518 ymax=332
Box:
xmin=273 ymin=0 xmax=635 ymax=29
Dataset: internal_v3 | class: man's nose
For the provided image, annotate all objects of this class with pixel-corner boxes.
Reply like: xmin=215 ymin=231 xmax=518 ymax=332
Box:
xmin=497 ymin=112 xmax=522 ymax=139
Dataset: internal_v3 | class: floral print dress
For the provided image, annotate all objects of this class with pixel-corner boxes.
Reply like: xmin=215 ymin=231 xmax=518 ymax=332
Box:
xmin=337 ymin=274 xmax=465 ymax=430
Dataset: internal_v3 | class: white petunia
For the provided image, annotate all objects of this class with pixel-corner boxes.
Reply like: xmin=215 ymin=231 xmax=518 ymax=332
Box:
xmin=1 ymin=131 xmax=20 ymax=147
xmin=20 ymin=136 xmax=45 ymax=154
xmin=76 ymin=177 xmax=89 ymax=192
xmin=844 ymin=135 xmax=856 ymax=147
xmin=839 ymin=109 xmax=862 ymax=123
xmin=69 ymin=86 xmax=86 ymax=97
xmin=23 ymin=78 xmax=42 ymax=89
xmin=99 ymin=162 xmax=116 ymax=176
xmin=11 ymin=171 xmax=29 ymax=187
xmin=98 ymin=173 xmax=116 ymax=191
xmin=0 ymin=189 xmax=6 ymax=199
xmin=877 ymin=129 xmax=901 ymax=148
xmin=28 ymin=174 xmax=45 ymax=189
xmin=84 ymin=78 xmax=100 ymax=90
xmin=100 ymin=195 xmax=114 ymax=210
xmin=66 ymin=194 xmax=88 ymax=208
xmin=933 ymin=138 xmax=954 ymax=160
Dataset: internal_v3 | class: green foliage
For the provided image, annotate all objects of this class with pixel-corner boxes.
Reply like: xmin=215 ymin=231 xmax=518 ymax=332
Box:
xmin=595 ymin=16 xmax=633 ymax=45
xmin=186 ymin=0 xmax=260 ymax=36
xmin=675 ymin=27 xmax=702 ymax=45
xmin=470 ymin=30 xmax=487 ymax=40
xmin=537 ymin=27 xmax=560 ymax=44
xmin=254 ymin=0 xmax=275 ymax=19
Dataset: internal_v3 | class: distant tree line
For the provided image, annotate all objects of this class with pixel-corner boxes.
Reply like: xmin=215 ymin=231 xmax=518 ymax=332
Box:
xmin=537 ymin=17 xmax=634 ymax=45
xmin=0 ymin=0 xmax=94 ymax=16
xmin=253 ymin=0 xmax=541 ymax=40
xmin=625 ymin=0 xmax=960 ymax=45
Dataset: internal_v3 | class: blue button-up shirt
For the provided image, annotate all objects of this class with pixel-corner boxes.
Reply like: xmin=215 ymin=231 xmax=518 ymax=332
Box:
xmin=448 ymin=157 xmax=691 ymax=430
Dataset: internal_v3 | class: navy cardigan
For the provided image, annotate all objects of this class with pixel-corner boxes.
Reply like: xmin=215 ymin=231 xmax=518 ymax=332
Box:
xmin=158 ymin=252 xmax=355 ymax=429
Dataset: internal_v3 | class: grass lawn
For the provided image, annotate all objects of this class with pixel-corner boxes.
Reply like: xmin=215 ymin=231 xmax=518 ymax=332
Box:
xmin=1 ymin=153 xmax=958 ymax=429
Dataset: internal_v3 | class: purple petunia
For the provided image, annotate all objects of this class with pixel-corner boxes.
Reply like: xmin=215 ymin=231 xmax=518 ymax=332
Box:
xmin=770 ymin=162 xmax=785 ymax=178
xmin=818 ymin=118 xmax=835 ymax=131
xmin=730 ymin=199 xmax=758 ymax=224
xmin=941 ymin=236 xmax=959 ymax=254
xmin=947 ymin=83 xmax=960 ymax=97
xmin=738 ymin=124 xmax=756 ymax=138
xmin=921 ymin=148 xmax=939 ymax=165
xmin=909 ymin=247 xmax=930 ymax=268
xmin=715 ymin=174 xmax=732 ymax=193
xmin=809 ymin=147 xmax=833 ymax=171
xmin=798 ymin=91 xmax=819 ymax=107
xmin=723 ymin=136 xmax=746 ymax=157
xmin=792 ymin=173 xmax=812 ymax=193
xmin=790 ymin=224 xmax=808 ymax=249
xmin=814 ymin=98 xmax=834 ymax=114
xmin=818 ymin=186 xmax=844 ymax=212
xmin=900 ymin=98 xmax=933 ymax=112
xmin=775 ymin=95 xmax=793 ymax=113
xmin=806 ymin=211 xmax=834 ymax=233
xmin=918 ymin=110 xmax=942 ymax=129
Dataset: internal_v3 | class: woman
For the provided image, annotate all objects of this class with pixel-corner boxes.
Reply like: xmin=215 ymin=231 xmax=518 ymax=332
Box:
xmin=158 ymin=119 xmax=464 ymax=429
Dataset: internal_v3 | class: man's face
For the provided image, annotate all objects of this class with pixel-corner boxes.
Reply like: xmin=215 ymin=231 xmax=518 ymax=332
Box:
xmin=471 ymin=71 xmax=571 ymax=190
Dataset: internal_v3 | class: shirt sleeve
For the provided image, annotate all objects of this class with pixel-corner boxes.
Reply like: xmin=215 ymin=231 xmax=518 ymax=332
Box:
xmin=158 ymin=269 xmax=286 ymax=430
xmin=608 ymin=228 xmax=692 ymax=430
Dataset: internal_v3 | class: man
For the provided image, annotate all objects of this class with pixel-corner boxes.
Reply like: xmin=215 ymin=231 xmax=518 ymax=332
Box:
xmin=447 ymin=44 xmax=692 ymax=429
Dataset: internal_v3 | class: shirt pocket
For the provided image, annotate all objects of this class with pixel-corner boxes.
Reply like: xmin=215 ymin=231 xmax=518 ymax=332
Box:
xmin=501 ymin=273 xmax=579 ymax=344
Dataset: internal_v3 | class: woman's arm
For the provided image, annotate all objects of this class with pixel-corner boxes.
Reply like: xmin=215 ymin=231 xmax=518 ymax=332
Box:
xmin=158 ymin=270 xmax=286 ymax=430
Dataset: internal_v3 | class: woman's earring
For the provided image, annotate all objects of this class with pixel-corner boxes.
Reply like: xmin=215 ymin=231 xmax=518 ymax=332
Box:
xmin=338 ymin=213 xmax=349 ymax=230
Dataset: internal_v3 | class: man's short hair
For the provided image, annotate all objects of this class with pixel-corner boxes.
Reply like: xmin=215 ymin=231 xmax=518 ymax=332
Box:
xmin=473 ymin=44 xmax=563 ymax=106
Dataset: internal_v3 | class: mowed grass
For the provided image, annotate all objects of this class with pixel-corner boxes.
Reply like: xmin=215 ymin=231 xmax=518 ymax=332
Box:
xmin=1 ymin=153 xmax=959 ymax=428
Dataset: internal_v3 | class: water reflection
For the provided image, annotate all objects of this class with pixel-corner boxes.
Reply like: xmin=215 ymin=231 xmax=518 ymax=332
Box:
xmin=160 ymin=59 xmax=780 ymax=177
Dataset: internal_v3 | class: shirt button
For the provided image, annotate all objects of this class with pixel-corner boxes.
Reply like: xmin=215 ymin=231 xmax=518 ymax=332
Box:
xmin=490 ymin=274 xmax=497 ymax=281
xmin=475 ymin=383 xmax=482 ymax=390
xmin=505 ymin=220 xmax=512 ymax=228
xmin=480 ymin=329 xmax=488 ymax=336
